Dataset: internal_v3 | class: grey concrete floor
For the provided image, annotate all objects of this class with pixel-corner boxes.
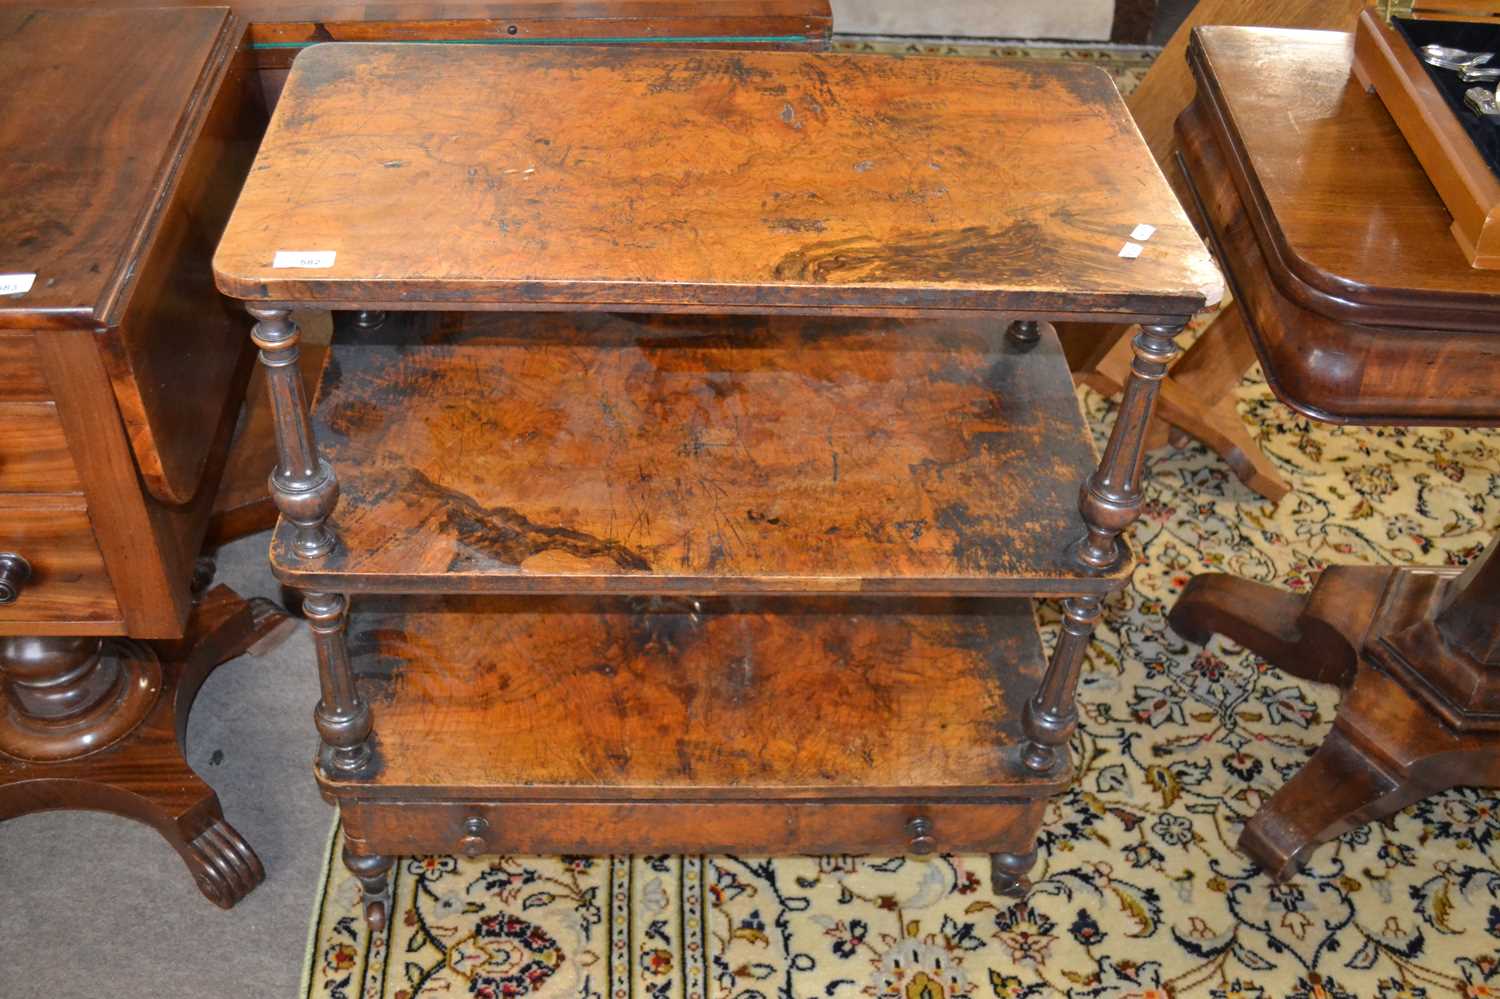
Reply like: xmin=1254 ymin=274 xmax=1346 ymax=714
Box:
xmin=0 ymin=531 xmax=330 ymax=999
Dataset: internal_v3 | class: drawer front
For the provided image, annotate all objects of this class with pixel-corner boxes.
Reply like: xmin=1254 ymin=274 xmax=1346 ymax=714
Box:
xmin=0 ymin=334 xmax=49 ymax=401
xmin=0 ymin=502 xmax=122 ymax=632
xmin=338 ymin=798 xmax=1045 ymax=859
xmin=0 ymin=402 xmax=81 ymax=493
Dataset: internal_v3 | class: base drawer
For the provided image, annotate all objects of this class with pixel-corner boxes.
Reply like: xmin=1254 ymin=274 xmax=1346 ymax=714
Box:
xmin=335 ymin=798 xmax=1046 ymax=858
xmin=0 ymin=502 xmax=122 ymax=633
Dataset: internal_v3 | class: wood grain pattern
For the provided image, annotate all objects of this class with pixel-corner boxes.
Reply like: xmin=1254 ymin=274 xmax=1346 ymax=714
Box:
xmin=1169 ymin=25 xmax=1500 ymax=883
xmin=1057 ymin=0 xmax=1356 ymax=502
xmin=0 ymin=499 xmax=122 ymax=633
xmin=1177 ymin=29 xmax=1500 ymax=423
xmin=320 ymin=593 xmax=1060 ymax=800
xmin=1353 ymin=10 xmax=1500 ymax=269
xmin=214 ymin=44 xmax=1218 ymax=319
xmin=0 ymin=0 xmax=832 ymax=49
xmin=273 ymin=312 xmax=1129 ymax=596
xmin=339 ymin=798 xmax=1045 ymax=857
xmin=0 ymin=7 xmax=263 ymax=637
xmin=1123 ymin=0 xmax=1363 ymax=164
xmin=0 ymin=404 xmax=80 ymax=493
xmin=32 ymin=327 xmax=252 ymax=639
xmin=0 ymin=335 xmax=48 ymax=401
xmin=0 ymin=7 xmax=263 ymax=506
xmin=0 ymin=8 xmax=233 ymax=330
xmin=98 ymin=22 xmax=264 ymax=506
xmin=245 ymin=0 xmax=832 ymax=56
xmin=1191 ymin=26 xmax=1500 ymax=329
xmin=0 ymin=587 xmax=287 ymax=907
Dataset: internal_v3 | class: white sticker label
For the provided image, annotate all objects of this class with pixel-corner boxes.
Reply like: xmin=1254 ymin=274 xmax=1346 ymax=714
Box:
xmin=272 ymin=250 xmax=337 ymax=269
xmin=1118 ymin=242 xmax=1144 ymax=259
xmin=0 ymin=273 xmax=36 ymax=296
xmin=1130 ymin=223 xmax=1157 ymax=242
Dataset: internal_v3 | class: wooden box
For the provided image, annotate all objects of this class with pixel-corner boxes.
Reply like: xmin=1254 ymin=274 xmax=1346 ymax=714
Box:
xmin=1354 ymin=6 xmax=1500 ymax=267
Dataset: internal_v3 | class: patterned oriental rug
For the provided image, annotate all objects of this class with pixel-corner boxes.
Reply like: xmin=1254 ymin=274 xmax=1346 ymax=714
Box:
xmin=300 ymin=50 xmax=1500 ymax=999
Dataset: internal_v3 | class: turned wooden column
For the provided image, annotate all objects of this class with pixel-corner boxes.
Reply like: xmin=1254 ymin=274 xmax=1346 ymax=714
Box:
xmin=0 ymin=637 xmax=162 ymax=763
xmin=992 ymin=320 xmax=1186 ymax=897
xmin=1021 ymin=322 xmax=1184 ymax=772
xmin=249 ymin=306 xmax=339 ymax=560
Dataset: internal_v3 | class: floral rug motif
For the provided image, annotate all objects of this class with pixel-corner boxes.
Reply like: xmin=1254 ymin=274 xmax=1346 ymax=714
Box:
xmin=302 ymin=344 xmax=1500 ymax=998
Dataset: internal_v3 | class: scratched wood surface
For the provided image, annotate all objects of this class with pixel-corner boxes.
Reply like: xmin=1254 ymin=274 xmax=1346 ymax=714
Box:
xmin=324 ymin=593 xmax=1056 ymax=799
xmin=213 ymin=44 xmax=1219 ymax=319
xmin=272 ymin=312 xmax=1127 ymax=595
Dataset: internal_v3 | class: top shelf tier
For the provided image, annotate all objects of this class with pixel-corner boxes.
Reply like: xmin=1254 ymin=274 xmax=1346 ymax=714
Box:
xmin=213 ymin=44 xmax=1219 ymax=320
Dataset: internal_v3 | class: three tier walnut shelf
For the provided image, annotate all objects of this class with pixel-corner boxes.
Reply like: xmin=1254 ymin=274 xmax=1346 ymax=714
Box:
xmin=213 ymin=42 xmax=1220 ymax=928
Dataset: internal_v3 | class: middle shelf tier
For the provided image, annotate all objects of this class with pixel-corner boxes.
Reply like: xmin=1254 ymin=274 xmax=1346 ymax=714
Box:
xmin=272 ymin=311 xmax=1127 ymax=597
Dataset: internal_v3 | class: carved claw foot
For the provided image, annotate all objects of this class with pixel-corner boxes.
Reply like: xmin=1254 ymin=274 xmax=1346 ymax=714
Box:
xmin=990 ymin=849 xmax=1037 ymax=897
xmin=187 ymin=817 xmax=266 ymax=908
xmin=343 ymin=844 xmax=393 ymax=931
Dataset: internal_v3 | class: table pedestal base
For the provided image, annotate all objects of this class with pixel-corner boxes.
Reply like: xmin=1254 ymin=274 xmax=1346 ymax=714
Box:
xmin=0 ymin=585 xmax=294 ymax=907
xmin=1169 ymin=564 xmax=1500 ymax=880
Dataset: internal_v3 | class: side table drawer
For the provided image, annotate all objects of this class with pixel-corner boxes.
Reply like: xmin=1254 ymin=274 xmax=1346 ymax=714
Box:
xmin=338 ymin=799 xmax=1046 ymax=859
xmin=0 ymin=502 xmax=122 ymax=631
xmin=0 ymin=403 xmax=81 ymax=493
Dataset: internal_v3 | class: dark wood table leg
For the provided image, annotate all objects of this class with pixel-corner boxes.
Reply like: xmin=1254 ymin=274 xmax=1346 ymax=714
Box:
xmin=993 ymin=319 xmax=1186 ymax=896
xmin=1062 ymin=306 xmax=1291 ymax=503
xmin=0 ymin=585 xmax=293 ymax=907
xmin=1168 ymin=540 xmax=1500 ymax=880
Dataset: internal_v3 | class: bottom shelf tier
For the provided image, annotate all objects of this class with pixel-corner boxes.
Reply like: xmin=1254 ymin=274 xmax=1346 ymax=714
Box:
xmin=322 ymin=594 xmax=1064 ymax=857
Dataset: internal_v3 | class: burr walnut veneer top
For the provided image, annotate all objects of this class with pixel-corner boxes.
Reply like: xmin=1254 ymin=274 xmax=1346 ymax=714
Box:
xmin=214 ymin=43 xmax=1220 ymax=318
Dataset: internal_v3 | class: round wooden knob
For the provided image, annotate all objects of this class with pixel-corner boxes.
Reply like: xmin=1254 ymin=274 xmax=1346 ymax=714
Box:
xmin=906 ymin=816 xmax=936 ymax=856
xmin=0 ymin=553 xmax=31 ymax=604
xmin=458 ymin=815 xmax=489 ymax=858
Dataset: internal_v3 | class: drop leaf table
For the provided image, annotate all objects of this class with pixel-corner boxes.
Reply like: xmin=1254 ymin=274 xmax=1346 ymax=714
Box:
xmin=213 ymin=41 xmax=1220 ymax=928
xmin=0 ymin=5 xmax=290 ymax=908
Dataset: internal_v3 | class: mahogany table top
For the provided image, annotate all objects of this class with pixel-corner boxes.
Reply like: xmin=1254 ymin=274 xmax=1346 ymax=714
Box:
xmin=1189 ymin=26 xmax=1500 ymax=327
xmin=0 ymin=6 xmax=236 ymax=330
xmin=213 ymin=43 xmax=1220 ymax=320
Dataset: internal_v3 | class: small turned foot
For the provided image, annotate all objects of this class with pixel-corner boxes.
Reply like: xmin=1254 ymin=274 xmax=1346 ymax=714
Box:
xmin=343 ymin=844 xmax=393 ymax=931
xmin=989 ymin=849 xmax=1037 ymax=897
xmin=187 ymin=817 xmax=266 ymax=907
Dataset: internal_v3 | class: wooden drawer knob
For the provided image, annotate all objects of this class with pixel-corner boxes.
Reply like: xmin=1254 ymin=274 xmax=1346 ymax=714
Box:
xmin=457 ymin=815 xmax=489 ymax=858
xmin=906 ymin=816 xmax=936 ymax=856
xmin=0 ymin=553 xmax=30 ymax=604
